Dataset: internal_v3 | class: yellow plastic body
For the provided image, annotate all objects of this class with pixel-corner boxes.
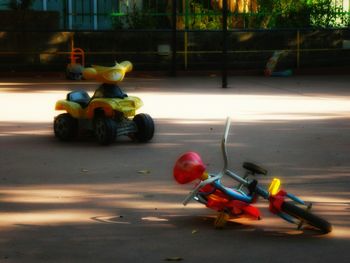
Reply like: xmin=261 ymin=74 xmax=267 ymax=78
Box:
xmin=268 ymin=178 xmax=281 ymax=196
xmin=83 ymin=61 xmax=133 ymax=83
xmin=55 ymin=95 xmax=143 ymax=119
xmin=57 ymin=61 xmax=143 ymax=119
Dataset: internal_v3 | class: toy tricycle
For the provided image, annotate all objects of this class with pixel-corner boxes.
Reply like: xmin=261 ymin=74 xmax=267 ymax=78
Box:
xmin=174 ymin=118 xmax=332 ymax=233
xmin=54 ymin=61 xmax=154 ymax=145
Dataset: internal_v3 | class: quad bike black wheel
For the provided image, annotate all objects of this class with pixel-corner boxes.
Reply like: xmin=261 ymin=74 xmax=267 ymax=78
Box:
xmin=281 ymin=201 xmax=332 ymax=233
xmin=94 ymin=117 xmax=117 ymax=145
xmin=133 ymin=113 xmax=154 ymax=142
xmin=54 ymin=113 xmax=78 ymax=141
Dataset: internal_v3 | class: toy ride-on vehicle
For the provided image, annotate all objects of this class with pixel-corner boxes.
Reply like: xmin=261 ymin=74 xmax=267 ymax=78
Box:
xmin=54 ymin=61 xmax=154 ymax=145
xmin=66 ymin=47 xmax=85 ymax=80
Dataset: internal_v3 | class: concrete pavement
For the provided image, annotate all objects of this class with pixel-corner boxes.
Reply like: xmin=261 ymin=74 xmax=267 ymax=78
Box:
xmin=0 ymin=75 xmax=350 ymax=262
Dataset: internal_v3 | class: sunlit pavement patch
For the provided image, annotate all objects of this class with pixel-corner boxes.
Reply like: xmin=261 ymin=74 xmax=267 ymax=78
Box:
xmin=1 ymin=89 xmax=350 ymax=122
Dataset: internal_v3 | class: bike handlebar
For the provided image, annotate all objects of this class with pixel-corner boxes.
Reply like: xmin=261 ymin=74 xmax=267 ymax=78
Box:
xmin=221 ymin=117 xmax=231 ymax=172
xmin=183 ymin=117 xmax=270 ymax=205
xmin=183 ymin=173 xmax=223 ymax=206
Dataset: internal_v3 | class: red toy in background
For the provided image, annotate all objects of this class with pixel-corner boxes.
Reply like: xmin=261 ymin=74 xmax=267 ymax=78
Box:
xmin=66 ymin=34 xmax=85 ymax=80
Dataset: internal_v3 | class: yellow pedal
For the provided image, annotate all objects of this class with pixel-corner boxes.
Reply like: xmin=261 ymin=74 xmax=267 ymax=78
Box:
xmin=268 ymin=178 xmax=281 ymax=196
xmin=214 ymin=211 xmax=229 ymax=229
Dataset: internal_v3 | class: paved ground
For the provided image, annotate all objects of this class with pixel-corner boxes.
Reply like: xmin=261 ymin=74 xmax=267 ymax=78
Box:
xmin=0 ymin=75 xmax=350 ymax=262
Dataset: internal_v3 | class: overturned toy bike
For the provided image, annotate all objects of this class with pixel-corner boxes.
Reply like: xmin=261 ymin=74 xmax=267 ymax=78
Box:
xmin=174 ymin=118 xmax=332 ymax=233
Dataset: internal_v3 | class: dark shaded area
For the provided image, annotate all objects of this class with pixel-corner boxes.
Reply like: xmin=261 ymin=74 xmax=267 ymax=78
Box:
xmin=0 ymin=10 xmax=59 ymax=30
xmin=0 ymin=118 xmax=350 ymax=262
xmin=0 ymin=29 xmax=349 ymax=72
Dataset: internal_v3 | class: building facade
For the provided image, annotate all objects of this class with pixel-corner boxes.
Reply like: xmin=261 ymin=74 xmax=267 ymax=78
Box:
xmin=0 ymin=0 xmax=349 ymax=30
xmin=0 ymin=0 xmax=143 ymax=30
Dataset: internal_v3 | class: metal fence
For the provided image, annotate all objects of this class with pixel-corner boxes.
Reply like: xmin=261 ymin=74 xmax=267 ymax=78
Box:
xmin=0 ymin=28 xmax=349 ymax=73
xmin=0 ymin=0 xmax=349 ymax=73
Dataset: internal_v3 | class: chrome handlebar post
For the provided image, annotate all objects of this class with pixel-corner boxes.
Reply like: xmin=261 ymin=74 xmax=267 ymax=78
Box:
xmin=221 ymin=117 xmax=251 ymax=188
xmin=221 ymin=117 xmax=231 ymax=173
xmin=183 ymin=117 xmax=267 ymax=206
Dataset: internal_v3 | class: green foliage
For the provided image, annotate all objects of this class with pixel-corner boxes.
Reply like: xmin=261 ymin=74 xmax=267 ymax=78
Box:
xmin=272 ymin=0 xmax=311 ymax=28
xmin=111 ymin=2 xmax=170 ymax=30
xmin=111 ymin=13 xmax=124 ymax=30
xmin=309 ymin=0 xmax=350 ymax=28
xmin=127 ymin=4 xmax=159 ymax=29
xmin=111 ymin=0 xmax=349 ymax=29
xmin=189 ymin=2 xmax=221 ymax=30
xmin=183 ymin=0 xmax=349 ymax=29
xmin=257 ymin=0 xmax=349 ymax=28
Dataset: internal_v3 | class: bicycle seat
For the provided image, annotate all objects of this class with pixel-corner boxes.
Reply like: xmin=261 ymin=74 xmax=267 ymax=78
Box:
xmin=243 ymin=162 xmax=267 ymax=175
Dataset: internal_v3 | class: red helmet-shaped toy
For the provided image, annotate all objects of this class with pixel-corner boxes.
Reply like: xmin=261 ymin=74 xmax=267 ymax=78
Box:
xmin=173 ymin=152 xmax=206 ymax=184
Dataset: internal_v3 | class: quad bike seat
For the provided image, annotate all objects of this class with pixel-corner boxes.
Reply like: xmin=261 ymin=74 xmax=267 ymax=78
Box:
xmin=67 ymin=90 xmax=91 ymax=108
xmin=93 ymin=84 xmax=128 ymax=99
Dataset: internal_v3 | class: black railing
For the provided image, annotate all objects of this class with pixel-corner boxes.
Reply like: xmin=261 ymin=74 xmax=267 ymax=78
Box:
xmin=0 ymin=28 xmax=349 ymax=73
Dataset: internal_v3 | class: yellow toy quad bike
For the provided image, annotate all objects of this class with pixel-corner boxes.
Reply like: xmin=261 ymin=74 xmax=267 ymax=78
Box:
xmin=54 ymin=61 xmax=154 ymax=145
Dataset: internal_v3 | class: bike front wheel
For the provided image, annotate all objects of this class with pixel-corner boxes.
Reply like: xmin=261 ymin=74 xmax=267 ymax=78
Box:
xmin=281 ymin=202 xmax=332 ymax=233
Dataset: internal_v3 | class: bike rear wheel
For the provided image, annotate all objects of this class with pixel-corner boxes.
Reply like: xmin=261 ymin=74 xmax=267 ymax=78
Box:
xmin=281 ymin=202 xmax=332 ymax=233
